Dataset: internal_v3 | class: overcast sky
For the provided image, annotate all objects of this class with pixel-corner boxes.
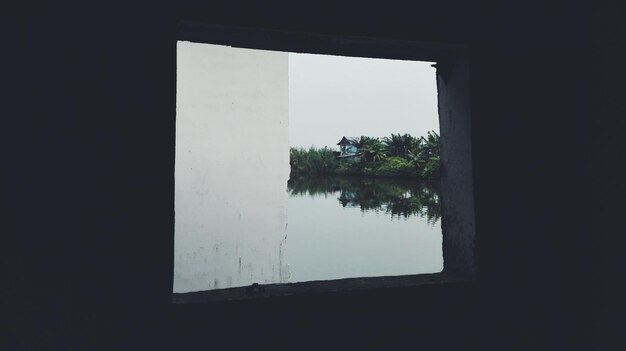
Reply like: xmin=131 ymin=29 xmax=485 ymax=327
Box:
xmin=289 ymin=53 xmax=439 ymax=149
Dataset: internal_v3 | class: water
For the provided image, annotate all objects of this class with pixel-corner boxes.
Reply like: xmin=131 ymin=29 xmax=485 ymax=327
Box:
xmin=286 ymin=176 xmax=443 ymax=283
xmin=174 ymin=175 xmax=443 ymax=293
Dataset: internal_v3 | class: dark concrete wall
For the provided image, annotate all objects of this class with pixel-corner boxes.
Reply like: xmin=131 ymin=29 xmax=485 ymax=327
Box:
xmin=3 ymin=0 xmax=622 ymax=349
xmin=588 ymin=1 xmax=626 ymax=349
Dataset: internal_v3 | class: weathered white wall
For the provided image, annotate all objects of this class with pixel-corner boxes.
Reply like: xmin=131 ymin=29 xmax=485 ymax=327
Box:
xmin=174 ymin=41 xmax=289 ymax=293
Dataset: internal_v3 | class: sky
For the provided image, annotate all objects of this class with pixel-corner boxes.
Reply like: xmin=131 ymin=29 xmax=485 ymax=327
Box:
xmin=288 ymin=53 xmax=439 ymax=149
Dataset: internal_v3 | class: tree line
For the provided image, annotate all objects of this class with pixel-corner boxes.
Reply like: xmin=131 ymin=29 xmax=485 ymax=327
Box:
xmin=290 ymin=131 xmax=441 ymax=180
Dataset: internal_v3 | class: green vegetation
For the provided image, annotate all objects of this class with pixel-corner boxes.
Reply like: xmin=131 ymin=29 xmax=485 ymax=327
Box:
xmin=290 ymin=131 xmax=441 ymax=180
xmin=289 ymin=146 xmax=339 ymax=174
xmin=288 ymin=175 xmax=441 ymax=222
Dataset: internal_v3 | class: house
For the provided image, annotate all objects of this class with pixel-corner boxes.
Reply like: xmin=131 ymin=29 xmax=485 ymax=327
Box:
xmin=336 ymin=136 xmax=360 ymax=160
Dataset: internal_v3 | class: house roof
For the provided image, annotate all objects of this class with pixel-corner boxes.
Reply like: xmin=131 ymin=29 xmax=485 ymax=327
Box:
xmin=337 ymin=136 xmax=360 ymax=146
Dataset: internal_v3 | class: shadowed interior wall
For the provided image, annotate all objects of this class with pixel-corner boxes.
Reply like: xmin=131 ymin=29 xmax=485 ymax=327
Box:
xmin=436 ymin=50 xmax=475 ymax=278
xmin=3 ymin=0 xmax=621 ymax=350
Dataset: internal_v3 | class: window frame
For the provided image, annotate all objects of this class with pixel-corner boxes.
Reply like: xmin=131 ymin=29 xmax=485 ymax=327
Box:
xmin=173 ymin=21 xmax=476 ymax=303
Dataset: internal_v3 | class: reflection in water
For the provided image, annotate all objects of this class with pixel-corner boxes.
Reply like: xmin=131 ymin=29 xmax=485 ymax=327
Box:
xmin=175 ymin=174 xmax=444 ymax=292
xmin=288 ymin=176 xmax=441 ymax=224
xmin=286 ymin=175 xmax=443 ymax=283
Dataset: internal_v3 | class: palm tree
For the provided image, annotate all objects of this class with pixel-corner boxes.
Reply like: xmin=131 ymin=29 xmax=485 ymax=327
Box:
xmin=358 ymin=138 xmax=387 ymax=163
xmin=354 ymin=136 xmax=376 ymax=149
xmin=383 ymin=133 xmax=416 ymax=159
xmin=422 ymin=131 xmax=440 ymax=158
xmin=408 ymin=131 xmax=441 ymax=179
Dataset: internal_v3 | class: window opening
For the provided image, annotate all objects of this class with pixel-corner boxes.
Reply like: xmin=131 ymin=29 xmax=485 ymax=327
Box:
xmin=173 ymin=24 xmax=475 ymax=302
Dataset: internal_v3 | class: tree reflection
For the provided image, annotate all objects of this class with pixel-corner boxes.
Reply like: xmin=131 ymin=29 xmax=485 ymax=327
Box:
xmin=288 ymin=176 xmax=441 ymax=224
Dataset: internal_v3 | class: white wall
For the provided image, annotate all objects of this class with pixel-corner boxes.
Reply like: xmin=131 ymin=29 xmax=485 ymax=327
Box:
xmin=174 ymin=41 xmax=290 ymax=293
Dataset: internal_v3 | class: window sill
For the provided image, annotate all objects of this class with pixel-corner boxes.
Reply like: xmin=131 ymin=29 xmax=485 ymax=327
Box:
xmin=173 ymin=269 xmax=473 ymax=304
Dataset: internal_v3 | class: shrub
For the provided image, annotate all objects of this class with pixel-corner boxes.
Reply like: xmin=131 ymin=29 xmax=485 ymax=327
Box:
xmin=375 ymin=157 xmax=416 ymax=177
xmin=335 ymin=160 xmax=363 ymax=175
xmin=290 ymin=147 xmax=339 ymax=175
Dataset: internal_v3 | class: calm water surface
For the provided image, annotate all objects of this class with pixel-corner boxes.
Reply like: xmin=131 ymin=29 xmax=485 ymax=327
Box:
xmin=286 ymin=176 xmax=443 ymax=283
xmin=174 ymin=175 xmax=443 ymax=293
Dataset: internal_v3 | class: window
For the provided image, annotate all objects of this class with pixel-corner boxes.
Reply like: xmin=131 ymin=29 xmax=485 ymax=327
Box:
xmin=173 ymin=23 xmax=475 ymax=303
